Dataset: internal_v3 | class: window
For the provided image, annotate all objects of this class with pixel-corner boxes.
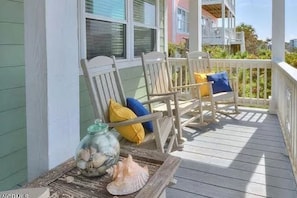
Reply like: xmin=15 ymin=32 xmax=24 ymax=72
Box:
xmin=177 ymin=8 xmax=189 ymax=33
xmin=84 ymin=0 xmax=157 ymax=59
xmin=133 ymin=0 xmax=157 ymax=56
xmin=85 ymin=0 xmax=126 ymax=59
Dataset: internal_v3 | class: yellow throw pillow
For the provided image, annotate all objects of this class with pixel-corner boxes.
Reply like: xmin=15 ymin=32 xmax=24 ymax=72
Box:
xmin=194 ymin=72 xmax=212 ymax=97
xmin=109 ymin=99 xmax=145 ymax=144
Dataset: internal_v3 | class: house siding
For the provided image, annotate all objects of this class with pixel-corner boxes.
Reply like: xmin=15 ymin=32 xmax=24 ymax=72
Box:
xmin=0 ymin=0 xmax=26 ymax=191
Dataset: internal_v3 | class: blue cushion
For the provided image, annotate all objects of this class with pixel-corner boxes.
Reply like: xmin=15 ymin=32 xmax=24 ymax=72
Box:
xmin=126 ymin=98 xmax=153 ymax=132
xmin=207 ymin=71 xmax=232 ymax=94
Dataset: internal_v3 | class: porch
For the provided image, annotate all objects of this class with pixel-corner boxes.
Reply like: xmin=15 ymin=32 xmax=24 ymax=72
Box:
xmin=167 ymin=107 xmax=297 ymax=197
xmin=162 ymin=57 xmax=297 ymax=197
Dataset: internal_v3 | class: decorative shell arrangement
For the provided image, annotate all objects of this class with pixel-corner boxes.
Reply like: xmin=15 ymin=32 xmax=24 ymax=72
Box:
xmin=106 ymin=154 xmax=149 ymax=195
xmin=76 ymin=134 xmax=120 ymax=177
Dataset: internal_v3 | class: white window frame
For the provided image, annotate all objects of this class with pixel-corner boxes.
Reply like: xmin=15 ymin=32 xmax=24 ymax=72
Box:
xmin=177 ymin=7 xmax=189 ymax=34
xmin=78 ymin=0 xmax=160 ymax=67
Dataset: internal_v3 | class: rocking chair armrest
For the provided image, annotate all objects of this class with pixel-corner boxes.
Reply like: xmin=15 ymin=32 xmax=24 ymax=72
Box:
xmin=175 ymin=81 xmax=213 ymax=89
xmin=141 ymin=95 xmax=173 ymax=105
xmin=108 ymin=112 xmax=163 ymax=128
xmin=149 ymin=91 xmax=179 ymax=97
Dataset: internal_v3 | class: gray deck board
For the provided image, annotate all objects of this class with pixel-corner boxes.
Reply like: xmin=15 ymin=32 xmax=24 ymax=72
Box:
xmin=168 ymin=107 xmax=297 ymax=198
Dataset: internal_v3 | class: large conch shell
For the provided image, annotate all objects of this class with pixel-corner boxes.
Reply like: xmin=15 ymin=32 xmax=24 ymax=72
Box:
xmin=106 ymin=154 xmax=149 ymax=195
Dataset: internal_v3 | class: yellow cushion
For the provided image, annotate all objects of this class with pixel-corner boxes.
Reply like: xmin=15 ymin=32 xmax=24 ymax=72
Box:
xmin=194 ymin=72 xmax=212 ymax=97
xmin=109 ymin=99 xmax=145 ymax=144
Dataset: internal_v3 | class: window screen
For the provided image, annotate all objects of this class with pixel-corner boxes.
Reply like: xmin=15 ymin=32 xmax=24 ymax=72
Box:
xmin=134 ymin=26 xmax=156 ymax=56
xmin=133 ymin=0 xmax=157 ymax=57
xmin=86 ymin=19 xmax=126 ymax=59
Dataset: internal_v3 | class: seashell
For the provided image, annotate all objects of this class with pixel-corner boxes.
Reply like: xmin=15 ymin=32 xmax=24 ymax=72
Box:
xmin=92 ymin=153 xmax=107 ymax=168
xmin=98 ymin=165 xmax=107 ymax=174
xmin=66 ymin=176 xmax=74 ymax=183
xmin=77 ymin=160 xmax=87 ymax=169
xmin=90 ymin=146 xmax=97 ymax=155
xmin=106 ymin=154 xmax=149 ymax=195
xmin=79 ymin=149 xmax=91 ymax=161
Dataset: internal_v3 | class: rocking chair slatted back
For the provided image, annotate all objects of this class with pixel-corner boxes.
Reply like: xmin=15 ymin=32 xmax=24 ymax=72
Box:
xmin=187 ymin=52 xmax=211 ymax=73
xmin=141 ymin=51 xmax=208 ymax=143
xmin=187 ymin=51 xmax=239 ymax=115
xmin=81 ymin=56 xmax=125 ymax=122
xmin=141 ymin=51 xmax=173 ymax=95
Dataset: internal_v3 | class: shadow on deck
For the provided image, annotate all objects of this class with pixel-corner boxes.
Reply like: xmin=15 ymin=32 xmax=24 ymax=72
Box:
xmin=168 ymin=107 xmax=297 ymax=198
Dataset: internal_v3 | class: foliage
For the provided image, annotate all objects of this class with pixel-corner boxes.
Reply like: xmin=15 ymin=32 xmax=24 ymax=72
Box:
xmin=236 ymin=23 xmax=259 ymax=54
xmin=203 ymin=45 xmax=228 ymax=58
xmin=168 ymin=23 xmax=297 ymax=68
xmin=168 ymin=42 xmax=187 ymax=57
xmin=202 ymin=45 xmax=272 ymax=60
xmin=285 ymin=52 xmax=297 ymax=67
xmin=167 ymin=23 xmax=297 ymax=104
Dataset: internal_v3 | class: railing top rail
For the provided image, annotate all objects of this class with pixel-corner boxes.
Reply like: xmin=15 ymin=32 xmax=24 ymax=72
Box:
xmin=275 ymin=61 xmax=297 ymax=83
xmin=168 ymin=58 xmax=272 ymax=65
xmin=209 ymin=59 xmax=272 ymax=63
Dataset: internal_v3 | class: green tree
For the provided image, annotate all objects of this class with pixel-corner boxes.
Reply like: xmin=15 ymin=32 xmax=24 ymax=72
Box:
xmin=236 ymin=23 xmax=258 ymax=54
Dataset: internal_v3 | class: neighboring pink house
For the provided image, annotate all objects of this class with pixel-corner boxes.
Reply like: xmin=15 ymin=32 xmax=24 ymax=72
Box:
xmin=167 ymin=0 xmax=189 ymax=44
xmin=167 ymin=0 xmax=245 ymax=52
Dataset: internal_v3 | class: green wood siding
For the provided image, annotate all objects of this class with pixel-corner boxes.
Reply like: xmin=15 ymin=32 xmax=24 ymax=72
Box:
xmin=79 ymin=76 xmax=95 ymax=138
xmin=120 ymin=66 xmax=148 ymax=100
xmin=0 ymin=0 xmax=26 ymax=191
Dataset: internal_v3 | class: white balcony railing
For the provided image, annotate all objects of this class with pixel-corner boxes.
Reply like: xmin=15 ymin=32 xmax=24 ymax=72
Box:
xmin=202 ymin=27 xmax=245 ymax=46
xmin=168 ymin=57 xmax=297 ymax=181
xmin=273 ymin=61 xmax=297 ymax=179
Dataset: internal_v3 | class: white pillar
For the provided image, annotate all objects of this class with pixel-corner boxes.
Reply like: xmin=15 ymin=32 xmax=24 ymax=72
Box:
xmin=24 ymin=0 xmax=80 ymax=181
xmin=189 ymin=0 xmax=202 ymax=51
xmin=221 ymin=2 xmax=225 ymax=45
xmin=269 ymin=0 xmax=285 ymax=113
xmin=272 ymin=0 xmax=285 ymax=62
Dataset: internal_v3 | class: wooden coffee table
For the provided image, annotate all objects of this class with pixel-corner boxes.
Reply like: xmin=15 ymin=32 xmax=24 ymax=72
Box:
xmin=24 ymin=146 xmax=181 ymax=198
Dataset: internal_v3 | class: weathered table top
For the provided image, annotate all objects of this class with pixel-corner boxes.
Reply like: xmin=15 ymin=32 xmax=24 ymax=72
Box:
xmin=24 ymin=146 xmax=181 ymax=198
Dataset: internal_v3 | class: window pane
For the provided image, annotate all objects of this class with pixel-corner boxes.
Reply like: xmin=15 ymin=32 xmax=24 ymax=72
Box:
xmin=134 ymin=26 xmax=156 ymax=56
xmin=134 ymin=0 xmax=156 ymax=26
xmin=86 ymin=0 xmax=126 ymax=20
xmin=86 ymin=19 xmax=126 ymax=59
xmin=177 ymin=8 xmax=189 ymax=33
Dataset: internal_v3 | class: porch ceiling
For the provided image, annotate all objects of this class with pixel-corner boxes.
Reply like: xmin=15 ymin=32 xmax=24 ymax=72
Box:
xmin=202 ymin=4 xmax=232 ymax=18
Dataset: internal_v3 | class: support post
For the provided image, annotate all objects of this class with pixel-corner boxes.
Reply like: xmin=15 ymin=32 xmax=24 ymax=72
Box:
xmin=269 ymin=0 xmax=285 ymax=113
xmin=189 ymin=0 xmax=202 ymax=52
xmin=24 ymin=0 xmax=80 ymax=180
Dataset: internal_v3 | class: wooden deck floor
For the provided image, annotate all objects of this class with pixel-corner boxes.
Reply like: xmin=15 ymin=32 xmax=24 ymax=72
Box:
xmin=167 ymin=107 xmax=297 ymax=198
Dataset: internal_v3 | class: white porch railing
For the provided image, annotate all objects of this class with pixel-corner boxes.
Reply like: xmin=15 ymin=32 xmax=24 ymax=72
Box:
xmin=168 ymin=58 xmax=272 ymax=108
xmin=273 ymin=61 xmax=297 ymax=181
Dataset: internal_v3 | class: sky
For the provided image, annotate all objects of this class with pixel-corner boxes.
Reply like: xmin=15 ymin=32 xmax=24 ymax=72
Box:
xmin=236 ymin=0 xmax=297 ymax=42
